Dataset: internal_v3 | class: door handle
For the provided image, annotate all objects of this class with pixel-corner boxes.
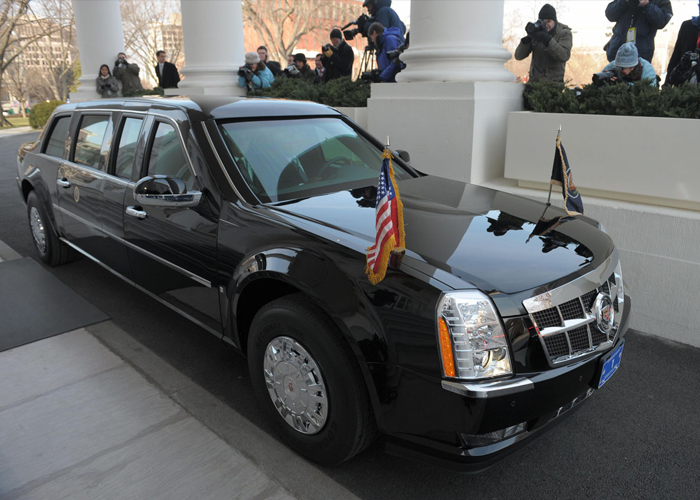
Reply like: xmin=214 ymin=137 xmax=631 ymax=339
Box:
xmin=126 ymin=206 xmax=147 ymax=219
xmin=56 ymin=178 xmax=71 ymax=188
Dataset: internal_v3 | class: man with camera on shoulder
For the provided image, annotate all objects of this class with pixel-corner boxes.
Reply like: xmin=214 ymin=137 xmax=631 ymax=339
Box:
xmin=237 ymin=52 xmax=274 ymax=90
xmin=594 ymin=42 xmax=658 ymax=86
xmin=321 ymin=29 xmax=354 ymax=82
xmin=283 ymin=54 xmax=316 ymax=83
xmin=515 ymin=4 xmax=572 ymax=84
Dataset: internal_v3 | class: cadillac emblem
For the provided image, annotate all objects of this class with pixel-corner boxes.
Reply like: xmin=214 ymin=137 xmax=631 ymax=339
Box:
xmin=594 ymin=293 xmax=615 ymax=334
xmin=73 ymin=186 xmax=80 ymax=203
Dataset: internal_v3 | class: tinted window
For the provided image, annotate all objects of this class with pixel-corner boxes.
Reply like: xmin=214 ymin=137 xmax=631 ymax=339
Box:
xmin=74 ymin=115 xmax=109 ymax=169
xmin=114 ymin=117 xmax=143 ymax=179
xmin=147 ymin=122 xmax=192 ymax=188
xmin=218 ymin=118 xmax=412 ymax=203
xmin=44 ymin=116 xmax=70 ymax=158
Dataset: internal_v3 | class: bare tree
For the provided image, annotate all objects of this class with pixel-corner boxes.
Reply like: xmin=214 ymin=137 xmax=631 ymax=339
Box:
xmin=121 ymin=0 xmax=183 ymax=86
xmin=4 ymin=56 xmax=27 ymax=116
xmin=0 ymin=0 xmax=55 ymax=126
xmin=242 ymin=0 xmax=357 ymax=64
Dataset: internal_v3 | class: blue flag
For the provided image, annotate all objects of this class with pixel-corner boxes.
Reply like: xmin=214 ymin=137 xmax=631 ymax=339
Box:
xmin=550 ymin=137 xmax=584 ymax=216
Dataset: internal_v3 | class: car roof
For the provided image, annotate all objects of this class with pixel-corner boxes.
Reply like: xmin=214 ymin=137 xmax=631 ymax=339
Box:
xmin=61 ymin=96 xmax=343 ymax=122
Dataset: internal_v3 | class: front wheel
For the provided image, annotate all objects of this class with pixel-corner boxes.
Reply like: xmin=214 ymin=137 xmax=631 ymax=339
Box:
xmin=247 ymin=294 xmax=376 ymax=465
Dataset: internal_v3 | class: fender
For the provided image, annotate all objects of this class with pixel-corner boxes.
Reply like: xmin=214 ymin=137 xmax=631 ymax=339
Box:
xmin=20 ymin=168 xmax=61 ymax=240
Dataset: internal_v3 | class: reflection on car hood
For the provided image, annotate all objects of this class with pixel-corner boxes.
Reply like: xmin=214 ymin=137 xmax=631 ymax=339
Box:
xmin=269 ymin=175 xmax=614 ymax=295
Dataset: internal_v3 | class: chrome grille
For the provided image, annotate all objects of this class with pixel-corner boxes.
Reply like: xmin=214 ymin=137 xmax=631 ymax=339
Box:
xmin=523 ymin=253 xmax=625 ymax=366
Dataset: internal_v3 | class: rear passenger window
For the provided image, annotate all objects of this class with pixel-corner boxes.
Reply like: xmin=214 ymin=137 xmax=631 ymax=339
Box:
xmin=44 ymin=116 xmax=70 ymax=158
xmin=114 ymin=117 xmax=143 ymax=179
xmin=147 ymin=121 xmax=193 ymax=188
xmin=74 ymin=115 xmax=109 ymax=169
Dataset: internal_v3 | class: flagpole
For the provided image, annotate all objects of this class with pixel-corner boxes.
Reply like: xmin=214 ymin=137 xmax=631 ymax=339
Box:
xmin=546 ymin=125 xmax=561 ymax=206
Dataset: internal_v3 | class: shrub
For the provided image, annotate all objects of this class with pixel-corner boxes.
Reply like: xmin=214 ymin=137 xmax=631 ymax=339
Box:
xmin=29 ymin=100 xmax=65 ymax=129
xmin=524 ymin=81 xmax=700 ymax=119
xmin=122 ymin=87 xmax=165 ymax=97
xmin=252 ymin=77 xmax=371 ymax=107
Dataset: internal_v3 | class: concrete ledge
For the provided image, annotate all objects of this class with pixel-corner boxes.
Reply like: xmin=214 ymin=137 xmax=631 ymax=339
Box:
xmin=504 ymin=111 xmax=700 ymax=211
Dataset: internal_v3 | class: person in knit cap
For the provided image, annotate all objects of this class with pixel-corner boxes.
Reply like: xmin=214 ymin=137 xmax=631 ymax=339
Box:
xmin=599 ymin=41 xmax=658 ymax=86
xmin=320 ymin=28 xmax=354 ymax=82
xmin=514 ymin=3 xmax=572 ymax=83
xmin=605 ymin=0 xmax=673 ymax=64
xmin=237 ymin=51 xmax=274 ymax=90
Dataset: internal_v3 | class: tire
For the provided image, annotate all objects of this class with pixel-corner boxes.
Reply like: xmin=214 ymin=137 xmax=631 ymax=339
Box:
xmin=26 ymin=190 xmax=72 ymax=266
xmin=248 ymin=294 xmax=376 ymax=466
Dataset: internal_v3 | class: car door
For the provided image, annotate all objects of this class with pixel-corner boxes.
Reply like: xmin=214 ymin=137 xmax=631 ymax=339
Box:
xmin=56 ymin=112 xmax=113 ymax=258
xmin=122 ymin=114 xmax=222 ymax=335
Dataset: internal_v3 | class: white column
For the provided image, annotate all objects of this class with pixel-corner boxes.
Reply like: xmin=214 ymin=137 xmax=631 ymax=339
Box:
xmin=176 ymin=0 xmax=245 ymax=96
xmin=367 ymin=0 xmax=523 ymax=184
xmin=398 ymin=0 xmax=514 ymax=83
xmin=71 ymin=0 xmax=125 ymax=101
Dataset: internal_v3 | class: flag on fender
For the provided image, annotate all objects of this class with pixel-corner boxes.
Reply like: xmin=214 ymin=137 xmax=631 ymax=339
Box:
xmin=551 ymin=136 xmax=584 ymax=216
xmin=366 ymin=149 xmax=405 ymax=285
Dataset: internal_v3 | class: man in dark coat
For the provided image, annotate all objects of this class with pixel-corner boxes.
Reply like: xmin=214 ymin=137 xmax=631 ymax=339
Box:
xmin=155 ymin=50 xmax=180 ymax=89
xmin=665 ymin=7 xmax=700 ymax=85
xmin=113 ymin=52 xmax=143 ymax=95
xmin=605 ymin=0 xmax=673 ymax=63
xmin=363 ymin=0 xmax=405 ymax=39
xmin=321 ymin=29 xmax=354 ymax=82
xmin=514 ymin=4 xmax=573 ymax=83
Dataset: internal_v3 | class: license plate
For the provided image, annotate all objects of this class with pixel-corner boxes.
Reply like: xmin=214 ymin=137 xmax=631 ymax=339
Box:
xmin=598 ymin=340 xmax=624 ymax=389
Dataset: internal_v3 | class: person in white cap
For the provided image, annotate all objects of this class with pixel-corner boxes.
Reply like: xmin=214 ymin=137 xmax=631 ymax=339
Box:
xmin=237 ymin=51 xmax=274 ymax=90
xmin=600 ymin=41 xmax=658 ymax=86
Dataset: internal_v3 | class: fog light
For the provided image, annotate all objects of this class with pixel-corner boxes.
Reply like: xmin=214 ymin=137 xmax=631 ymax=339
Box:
xmin=460 ymin=421 xmax=528 ymax=447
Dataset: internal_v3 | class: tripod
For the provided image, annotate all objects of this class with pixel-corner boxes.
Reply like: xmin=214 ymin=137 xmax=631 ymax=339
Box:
xmin=357 ymin=45 xmax=376 ymax=79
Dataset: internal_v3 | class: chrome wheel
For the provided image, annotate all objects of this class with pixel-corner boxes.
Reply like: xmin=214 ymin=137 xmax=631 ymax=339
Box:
xmin=30 ymin=206 xmax=47 ymax=254
xmin=263 ymin=336 xmax=329 ymax=435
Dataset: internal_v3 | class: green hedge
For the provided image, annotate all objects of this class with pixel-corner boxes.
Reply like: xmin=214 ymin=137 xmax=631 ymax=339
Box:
xmin=250 ymin=77 xmax=371 ymax=108
xmin=29 ymin=100 xmax=65 ymax=129
xmin=122 ymin=87 xmax=165 ymax=97
xmin=524 ymin=81 xmax=700 ymax=119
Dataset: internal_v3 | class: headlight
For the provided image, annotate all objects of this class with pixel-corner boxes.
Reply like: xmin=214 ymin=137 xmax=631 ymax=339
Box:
xmin=437 ymin=291 xmax=513 ymax=380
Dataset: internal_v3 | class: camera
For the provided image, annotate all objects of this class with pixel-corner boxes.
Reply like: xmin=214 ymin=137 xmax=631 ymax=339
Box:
xmin=342 ymin=13 xmax=370 ymax=40
xmin=237 ymin=64 xmax=254 ymax=80
xmin=387 ymin=41 xmax=408 ymax=61
xmin=592 ymin=67 xmax=625 ymax=86
xmin=525 ymin=19 xmax=546 ymax=34
xmin=360 ymin=69 xmax=381 ymax=83
xmin=284 ymin=64 xmax=300 ymax=77
xmin=628 ymin=0 xmax=640 ymax=7
xmin=100 ymin=85 xmax=106 ymax=90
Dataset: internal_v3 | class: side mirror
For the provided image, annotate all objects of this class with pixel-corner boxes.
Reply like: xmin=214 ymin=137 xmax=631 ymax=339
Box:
xmin=395 ymin=149 xmax=411 ymax=165
xmin=133 ymin=175 xmax=201 ymax=208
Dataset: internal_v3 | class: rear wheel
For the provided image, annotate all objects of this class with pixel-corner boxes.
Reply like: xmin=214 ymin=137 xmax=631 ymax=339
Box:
xmin=27 ymin=191 xmax=72 ymax=266
xmin=247 ymin=294 xmax=376 ymax=465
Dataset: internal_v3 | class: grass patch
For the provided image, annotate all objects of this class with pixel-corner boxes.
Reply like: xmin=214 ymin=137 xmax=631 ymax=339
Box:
xmin=7 ymin=116 xmax=30 ymax=127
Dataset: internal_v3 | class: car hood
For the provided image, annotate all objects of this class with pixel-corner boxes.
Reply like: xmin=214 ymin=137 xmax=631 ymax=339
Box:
xmin=269 ymin=175 xmax=614 ymax=296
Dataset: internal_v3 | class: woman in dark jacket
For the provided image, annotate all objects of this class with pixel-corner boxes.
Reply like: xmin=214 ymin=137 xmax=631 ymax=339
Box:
xmin=605 ymin=0 xmax=673 ymax=63
xmin=95 ymin=65 xmax=119 ymax=98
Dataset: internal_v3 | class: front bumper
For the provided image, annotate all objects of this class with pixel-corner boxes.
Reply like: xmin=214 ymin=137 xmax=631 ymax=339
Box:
xmin=380 ymin=296 xmax=631 ymax=472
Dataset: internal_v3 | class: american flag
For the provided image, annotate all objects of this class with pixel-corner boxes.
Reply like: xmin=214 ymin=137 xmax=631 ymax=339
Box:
xmin=366 ymin=150 xmax=405 ymax=285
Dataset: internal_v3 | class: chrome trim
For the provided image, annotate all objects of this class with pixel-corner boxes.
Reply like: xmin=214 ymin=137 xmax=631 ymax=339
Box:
xmin=201 ymin=122 xmax=247 ymax=202
xmin=74 ymin=108 xmax=149 ymax=115
xmin=523 ymin=249 xmax=619 ymax=313
xmin=59 ymin=237 xmax=221 ymax=338
xmin=442 ymin=377 xmax=535 ymax=399
xmin=56 ymin=178 xmax=71 ymax=188
xmin=538 ymin=316 xmax=595 ymax=337
xmin=54 ymin=204 xmax=211 ymax=288
xmin=125 ymin=206 xmax=147 ymax=219
xmin=134 ymin=191 xmax=202 ymax=208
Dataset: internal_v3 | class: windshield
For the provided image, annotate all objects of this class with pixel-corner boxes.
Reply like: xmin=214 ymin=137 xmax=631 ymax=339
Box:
xmin=218 ymin=117 xmax=413 ymax=203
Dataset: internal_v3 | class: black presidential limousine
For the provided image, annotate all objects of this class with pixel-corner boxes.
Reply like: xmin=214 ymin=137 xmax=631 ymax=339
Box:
xmin=16 ymin=96 xmax=630 ymax=470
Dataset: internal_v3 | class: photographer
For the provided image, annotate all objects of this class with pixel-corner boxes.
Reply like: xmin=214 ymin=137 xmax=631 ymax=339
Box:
xmin=665 ymin=6 xmax=700 ymax=86
xmin=95 ymin=64 xmax=119 ymax=98
xmin=113 ymin=52 xmax=143 ymax=95
xmin=367 ymin=22 xmax=404 ymax=83
xmin=514 ymin=4 xmax=572 ymax=84
xmin=257 ymin=46 xmax=282 ymax=78
xmin=362 ymin=0 xmax=406 ymax=38
xmin=237 ymin=52 xmax=274 ymax=90
xmin=596 ymin=42 xmax=658 ymax=86
xmin=321 ymin=29 xmax=354 ymax=82
xmin=284 ymin=54 xmax=316 ymax=83
xmin=605 ymin=0 xmax=673 ymax=64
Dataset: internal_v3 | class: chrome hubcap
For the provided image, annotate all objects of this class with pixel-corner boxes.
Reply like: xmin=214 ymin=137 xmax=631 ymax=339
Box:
xmin=30 ymin=207 xmax=47 ymax=254
xmin=263 ymin=336 xmax=328 ymax=435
